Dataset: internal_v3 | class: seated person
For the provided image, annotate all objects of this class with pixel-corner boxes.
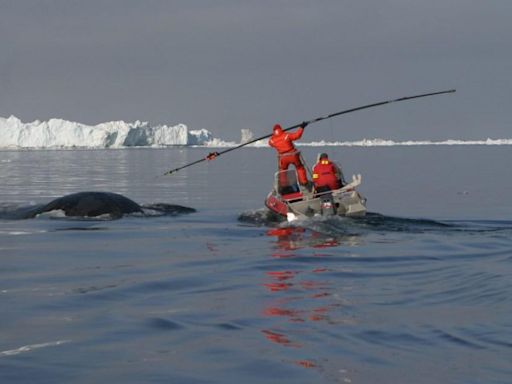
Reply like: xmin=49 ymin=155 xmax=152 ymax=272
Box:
xmin=312 ymin=153 xmax=344 ymax=192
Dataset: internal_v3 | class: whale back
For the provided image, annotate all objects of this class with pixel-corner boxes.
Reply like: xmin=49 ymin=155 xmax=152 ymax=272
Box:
xmin=40 ymin=192 xmax=143 ymax=218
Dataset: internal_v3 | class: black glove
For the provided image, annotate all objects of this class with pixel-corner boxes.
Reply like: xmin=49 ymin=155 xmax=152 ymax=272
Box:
xmin=301 ymin=121 xmax=309 ymax=129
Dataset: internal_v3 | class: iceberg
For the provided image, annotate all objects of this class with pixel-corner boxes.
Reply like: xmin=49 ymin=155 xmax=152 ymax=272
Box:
xmin=0 ymin=115 xmax=217 ymax=149
xmin=1 ymin=115 xmax=511 ymax=149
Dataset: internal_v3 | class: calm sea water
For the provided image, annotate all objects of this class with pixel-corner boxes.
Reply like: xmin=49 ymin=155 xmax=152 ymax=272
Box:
xmin=1 ymin=146 xmax=511 ymax=383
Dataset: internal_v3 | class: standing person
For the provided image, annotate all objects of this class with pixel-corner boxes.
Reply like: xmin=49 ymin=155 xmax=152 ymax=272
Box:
xmin=312 ymin=153 xmax=344 ymax=192
xmin=268 ymin=122 xmax=309 ymax=187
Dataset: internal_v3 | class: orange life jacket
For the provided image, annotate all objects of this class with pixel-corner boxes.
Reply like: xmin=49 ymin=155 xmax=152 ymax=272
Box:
xmin=312 ymin=160 xmax=341 ymax=190
xmin=268 ymin=127 xmax=304 ymax=154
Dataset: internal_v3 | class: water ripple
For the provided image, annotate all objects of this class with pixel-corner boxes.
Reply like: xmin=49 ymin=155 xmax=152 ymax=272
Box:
xmin=146 ymin=317 xmax=184 ymax=331
xmin=431 ymin=328 xmax=486 ymax=350
xmin=1 ymin=340 xmax=71 ymax=357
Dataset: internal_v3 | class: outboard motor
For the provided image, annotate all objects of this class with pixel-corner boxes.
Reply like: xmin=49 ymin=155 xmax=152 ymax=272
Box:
xmin=320 ymin=193 xmax=336 ymax=216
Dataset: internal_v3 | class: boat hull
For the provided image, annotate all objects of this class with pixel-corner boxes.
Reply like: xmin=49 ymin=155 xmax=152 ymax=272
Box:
xmin=265 ymin=187 xmax=366 ymax=219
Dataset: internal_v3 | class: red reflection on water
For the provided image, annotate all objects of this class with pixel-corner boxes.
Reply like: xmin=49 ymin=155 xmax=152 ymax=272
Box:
xmin=261 ymin=223 xmax=356 ymax=374
xmin=264 ymin=307 xmax=305 ymax=323
xmin=295 ymin=360 xmax=317 ymax=368
xmin=261 ymin=330 xmax=301 ymax=348
xmin=262 ymin=264 xmax=336 ymax=325
xmin=266 ymin=270 xmax=297 ymax=280
xmin=267 ymin=227 xmax=304 ymax=237
xmin=263 ymin=282 xmax=292 ymax=292
xmin=266 ymin=226 xmax=341 ymax=254
xmin=312 ymin=238 xmax=340 ymax=249
xmin=267 ymin=227 xmax=305 ymax=254
xmin=263 ymin=270 xmax=298 ymax=292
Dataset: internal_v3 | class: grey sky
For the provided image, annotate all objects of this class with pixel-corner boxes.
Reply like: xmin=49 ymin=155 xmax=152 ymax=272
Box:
xmin=1 ymin=0 xmax=511 ymax=141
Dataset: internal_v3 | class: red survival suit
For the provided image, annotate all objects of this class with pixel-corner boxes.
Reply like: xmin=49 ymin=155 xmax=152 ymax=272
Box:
xmin=268 ymin=124 xmax=308 ymax=186
xmin=312 ymin=154 xmax=343 ymax=191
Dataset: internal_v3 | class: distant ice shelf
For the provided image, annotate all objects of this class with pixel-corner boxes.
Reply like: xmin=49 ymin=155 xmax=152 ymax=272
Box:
xmin=1 ymin=115 xmax=511 ymax=149
xmin=300 ymin=138 xmax=512 ymax=147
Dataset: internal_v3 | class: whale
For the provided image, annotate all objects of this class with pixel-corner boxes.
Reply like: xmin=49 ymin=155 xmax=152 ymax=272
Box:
xmin=39 ymin=191 xmax=143 ymax=218
xmin=0 ymin=191 xmax=196 ymax=220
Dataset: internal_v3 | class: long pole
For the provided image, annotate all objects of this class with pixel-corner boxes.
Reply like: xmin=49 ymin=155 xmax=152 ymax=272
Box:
xmin=163 ymin=89 xmax=455 ymax=175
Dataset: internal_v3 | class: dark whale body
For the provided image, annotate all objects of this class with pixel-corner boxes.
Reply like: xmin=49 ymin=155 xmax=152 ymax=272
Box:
xmin=1 ymin=192 xmax=195 ymax=220
xmin=40 ymin=191 xmax=143 ymax=218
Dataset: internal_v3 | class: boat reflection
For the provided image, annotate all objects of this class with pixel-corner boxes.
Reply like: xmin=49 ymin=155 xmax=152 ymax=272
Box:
xmin=261 ymin=329 xmax=301 ymax=348
xmin=266 ymin=226 xmax=361 ymax=255
xmin=261 ymin=226 xmax=357 ymax=376
xmin=262 ymin=266 xmax=341 ymax=327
